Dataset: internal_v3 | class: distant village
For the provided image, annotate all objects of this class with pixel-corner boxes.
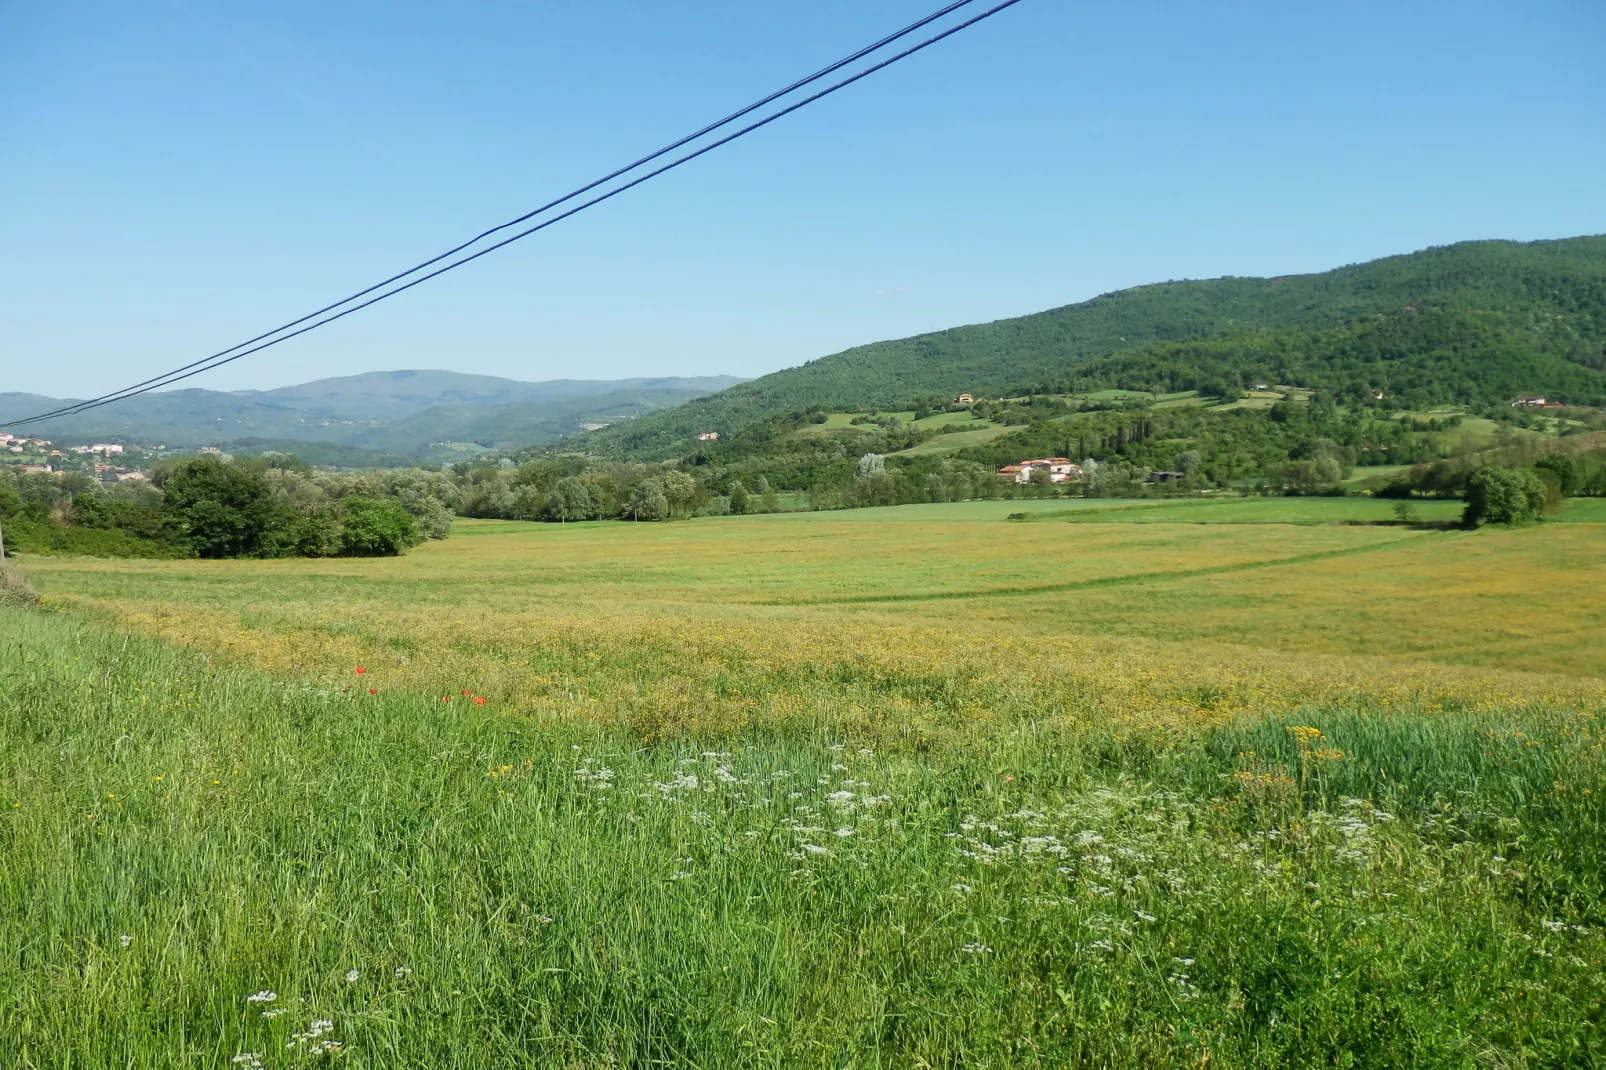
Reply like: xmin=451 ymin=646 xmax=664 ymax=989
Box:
xmin=0 ymin=431 xmax=152 ymax=482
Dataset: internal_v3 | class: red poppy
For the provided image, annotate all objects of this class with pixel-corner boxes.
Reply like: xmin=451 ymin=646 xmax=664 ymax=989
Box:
xmin=473 ymin=696 xmax=487 ymax=706
xmin=368 ymin=688 xmax=378 ymax=695
xmin=461 ymin=689 xmax=472 ymax=697
xmin=355 ymin=667 xmax=367 ymax=675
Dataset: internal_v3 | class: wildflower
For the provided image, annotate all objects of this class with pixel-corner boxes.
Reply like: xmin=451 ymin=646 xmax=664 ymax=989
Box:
xmin=231 ymin=1055 xmax=264 ymax=1069
xmin=368 ymin=688 xmax=377 ymax=695
xmin=833 ymin=827 xmax=855 ymax=838
xmin=960 ymin=943 xmax=993 ymax=954
xmin=442 ymin=696 xmax=451 ymax=703
xmin=344 ymin=969 xmax=360 ymax=983
xmin=354 ymin=666 xmax=366 ymax=675
xmin=118 ymin=933 xmax=133 ymax=949
xmin=461 ymin=689 xmax=472 ymax=697
xmin=394 ymin=965 xmax=414 ymax=979
xmin=246 ymin=990 xmax=277 ymax=1004
xmin=474 ymin=696 xmax=487 ymax=706
xmin=290 ymin=1019 xmax=338 ymax=1049
xmin=1134 ymin=910 xmax=1157 ymax=923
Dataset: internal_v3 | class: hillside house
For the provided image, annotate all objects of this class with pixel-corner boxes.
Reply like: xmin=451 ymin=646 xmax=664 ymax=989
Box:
xmin=696 ymin=431 xmax=720 ymax=441
xmin=1001 ymin=457 xmax=1083 ymax=484
xmin=954 ymin=393 xmax=974 ymax=404
xmin=1512 ymin=395 xmax=1548 ymax=407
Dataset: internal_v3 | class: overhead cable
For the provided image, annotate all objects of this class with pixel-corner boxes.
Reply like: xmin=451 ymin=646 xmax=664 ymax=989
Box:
xmin=13 ymin=0 xmax=1025 ymax=425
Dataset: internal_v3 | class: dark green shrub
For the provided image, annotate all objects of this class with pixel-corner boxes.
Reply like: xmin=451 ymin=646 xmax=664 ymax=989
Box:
xmin=162 ymin=456 xmax=276 ymax=558
xmin=1533 ymin=454 xmax=1580 ymax=497
xmin=340 ymin=496 xmax=421 ymax=556
xmin=1462 ymin=466 xmax=1547 ymax=527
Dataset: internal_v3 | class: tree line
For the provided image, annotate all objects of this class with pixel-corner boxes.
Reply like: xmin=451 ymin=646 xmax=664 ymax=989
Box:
xmin=1 ymin=454 xmax=437 ymax=559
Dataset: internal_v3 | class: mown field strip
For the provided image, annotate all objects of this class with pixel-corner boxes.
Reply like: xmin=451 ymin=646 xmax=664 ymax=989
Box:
xmin=751 ymin=532 xmax=1433 ymax=605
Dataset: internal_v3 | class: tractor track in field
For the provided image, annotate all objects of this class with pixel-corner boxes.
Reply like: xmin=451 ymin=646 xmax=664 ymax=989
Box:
xmin=746 ymin=532 xmax=1442 ymax=607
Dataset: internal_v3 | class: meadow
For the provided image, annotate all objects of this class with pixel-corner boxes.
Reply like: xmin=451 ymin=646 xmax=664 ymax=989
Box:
xmin=3 ymin=498 xmax=1605 ymax=1067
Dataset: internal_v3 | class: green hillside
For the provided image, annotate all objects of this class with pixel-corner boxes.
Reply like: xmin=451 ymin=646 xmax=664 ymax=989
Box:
xmin=1064 ymin=306 xmax=1606 ymax=407
xmin=579 ymin=236 xmax=1606 ymax=459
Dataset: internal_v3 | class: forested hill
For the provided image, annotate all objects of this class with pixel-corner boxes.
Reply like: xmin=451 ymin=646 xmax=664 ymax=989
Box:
xmin=579 ymin=236 xmax=1606 ymax=459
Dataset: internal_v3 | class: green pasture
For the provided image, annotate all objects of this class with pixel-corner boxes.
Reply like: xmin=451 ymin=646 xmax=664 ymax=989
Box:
xmin=910 ymin=410 xmax=991 ymax=430
xmin=1344 ymin=464 xmax=1412 ymax=485
xmin=1025 ymin=496 xmax=1469 ymax=525
xmin=2 ymin=608 xmax=1603 ymax=1068
xmin=8 ymin=487 xmax=1606 ymax=1066
xmin=892 ymin=423 xmax=1016 ymax=455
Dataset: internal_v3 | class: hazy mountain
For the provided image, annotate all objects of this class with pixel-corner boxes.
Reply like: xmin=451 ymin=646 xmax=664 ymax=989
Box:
xmin=239 ymin=370 xmax=747 ymax=421
xmin=0 ymin=371 xmax=747 ymax=457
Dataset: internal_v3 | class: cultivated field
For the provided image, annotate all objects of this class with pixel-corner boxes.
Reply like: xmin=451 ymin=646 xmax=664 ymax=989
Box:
xmin=4 ymin=499 xmax=1605 ymax=1067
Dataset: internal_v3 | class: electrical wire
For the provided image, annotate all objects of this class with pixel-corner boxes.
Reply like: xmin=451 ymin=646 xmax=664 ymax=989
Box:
xmin=12 ymin=0 xmax=1025 ymax=426
xmin=15 ymin=0 xmax=984 ymax=427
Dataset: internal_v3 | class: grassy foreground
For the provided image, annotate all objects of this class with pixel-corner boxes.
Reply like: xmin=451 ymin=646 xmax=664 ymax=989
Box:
xmin=2 ymin=607 xmax=1605 ymax=1068
xmin=7 ymin=503 xmax=1606 ymax=1066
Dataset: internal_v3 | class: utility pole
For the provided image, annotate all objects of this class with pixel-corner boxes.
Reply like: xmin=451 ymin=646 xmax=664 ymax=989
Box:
xmin=0 ymin=517 xmax=6 ymax=563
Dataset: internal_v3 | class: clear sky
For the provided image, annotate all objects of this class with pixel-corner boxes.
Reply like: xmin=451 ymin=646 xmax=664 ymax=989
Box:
xmin=2 ymin=0 xmax=1603 ymax=398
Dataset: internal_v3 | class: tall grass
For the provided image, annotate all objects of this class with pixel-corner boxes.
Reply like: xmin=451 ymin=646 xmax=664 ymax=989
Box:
xmin=3 ymin=609 xmax=1603 ymax=1068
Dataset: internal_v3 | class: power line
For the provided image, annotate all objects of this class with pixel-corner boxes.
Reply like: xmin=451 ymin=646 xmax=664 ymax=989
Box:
xmin=15 ymin=0 xmax=987 ymax=427
xmin=12 ymin=0 xmax=1025 ymax=427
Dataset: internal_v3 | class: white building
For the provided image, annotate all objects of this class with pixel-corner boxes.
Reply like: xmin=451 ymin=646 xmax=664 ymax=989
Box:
xmin=1002 ymin=457 xmax=1084 ymax=484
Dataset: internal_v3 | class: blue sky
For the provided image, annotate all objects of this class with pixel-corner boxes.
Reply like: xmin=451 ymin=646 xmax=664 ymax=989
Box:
xmin=2 ymin=0 xmax=1602 ymax=397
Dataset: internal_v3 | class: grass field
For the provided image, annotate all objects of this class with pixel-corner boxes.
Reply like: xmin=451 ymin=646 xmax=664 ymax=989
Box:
xmin=4 ymin=498 xmax=1605 ymax=1066
xmin=891 ymin=423 xmax=1016 ymax=455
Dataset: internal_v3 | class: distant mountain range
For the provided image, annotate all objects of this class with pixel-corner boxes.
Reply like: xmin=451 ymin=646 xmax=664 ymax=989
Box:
xmin=579 ymin=235 xmax=1606 ymax=459
xmin=0 ymin=371 xmax=747 ymax=460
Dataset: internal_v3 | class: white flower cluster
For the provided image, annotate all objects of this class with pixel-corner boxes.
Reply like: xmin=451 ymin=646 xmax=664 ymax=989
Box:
xmin=289 ymin=1018 xmax=342 ymax=1056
